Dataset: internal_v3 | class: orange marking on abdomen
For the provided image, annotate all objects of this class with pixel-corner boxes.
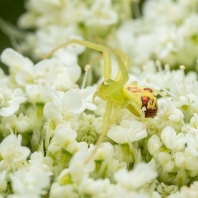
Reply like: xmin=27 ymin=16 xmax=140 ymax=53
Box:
xmin=127 ymin=86 xmax=142 ymax=93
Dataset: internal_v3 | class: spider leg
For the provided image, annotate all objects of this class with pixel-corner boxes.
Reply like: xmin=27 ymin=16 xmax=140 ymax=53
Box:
xmin=101 ymin=54 xmax=128 ymax=96
xmin=43 ymin=39 xmax=112 ymax=80
xmin=44 ymin=38 xmax=130 ymax=99
xmin=85 ymin=101 xmax=124 ymax=163
xmin=85 ymin=100 xmax=113 ymax=163
xmin=121 ymin=99 xmax=145 ymax=118
xmin=94 ymin=36 xmax=129 ymax=82
xmin=93 ymin=37 xmax=129 ymax=96
xmin=114 ymin=48 xmax=130 ymax=81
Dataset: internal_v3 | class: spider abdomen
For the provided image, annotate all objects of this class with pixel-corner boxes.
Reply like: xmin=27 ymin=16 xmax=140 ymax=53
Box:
xmin=123 ymin=85 xmax=158 ymax=118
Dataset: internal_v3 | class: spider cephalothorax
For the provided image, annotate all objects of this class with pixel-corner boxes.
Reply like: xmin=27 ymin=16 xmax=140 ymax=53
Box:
xmin=93 ymin=79 xmax=124 ymax=104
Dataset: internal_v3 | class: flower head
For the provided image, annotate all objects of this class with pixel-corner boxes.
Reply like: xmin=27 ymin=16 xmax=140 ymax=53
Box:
xmin=0 ymin=134 xmax=30 ymax=170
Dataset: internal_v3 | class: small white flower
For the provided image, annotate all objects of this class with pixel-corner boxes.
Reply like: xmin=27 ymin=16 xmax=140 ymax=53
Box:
xmin=2 ymin=114 xmax=32 ymax=133
xmin=143 ymin=0 xmax=188 ymax=23
xmin=168 ymin=109 xmax=184 ymax=123
xmin=0 ymin=79 xmax=26 ymax=117
xmin=14 ymin=59 xmax=54 ymax=87
xmin=18 ymin=1 xmax=88 ymax=28
xmin=148 ymin=135 xmax=162 ymax=156
xmin=86 ymin=0 xmax=118 ymax=26
xmin=76 ymin=113 xmax=98 ymax=144
xmin=156 ymin=98 xmax=184 ymax=130
xmin=54 ymin=124 xmax=77 ymax=152
xmin=185 ymin=131 xmax=198 ymax=157
xmin=80 ymin=86 xmax=97 ymax=111
xmin=190 ymin=113 xmax=198 ymax=129
xmin=107 ymin=120 xmax=147 ymax=144
xmin=44 ymin=88 xmax=86 ymax=128
xmin=114 ymin=163 xmax=157 ymax=190
xmin=91 ymin=142 xmax=114 ymax=161
xmin=0 ymin=134 xmax=30 ymax=170
xmin=79 ymin=177 xmax=110 ymax=196
xmin=50 ymin=59 xmax=81 ymax=91
xmin=168 ymin=181 xmax=198 ymax=198
xmin=57 ymin=169 xmax=72 ymax=185
xmin=46 ymin=88 xmax=86 ymax=114
xmin=175 ymin=151 xmax=198 ymax=171
xmin=25 ymin=80 xmax=51 ymax=103
xmin=157 ymin=152 xmax=175 ymax=172
xmin=179 ymin=14 xmax=198 ymax=38
xmin=10 ymin=165 xmax=51 ymax=197
xmin=48 ymin=137 xmax=61 ymax=156
xmin=106 ymin=184 xmax=151 ymax=198
xmin=68 ymin=149 xmax=95 ymax=185
xmin=161 ymin=126 xmax=186 ymax=152
xmin=0 ymin=48 xmax=34 ymax=72
xmin=50 ymin=183 xmax=79 ymax=198
xmin=22 ymin=25 xmax=85 ymax=59
xmin=157 ymin=183 xmax=179 ymax=198
xmin=29 ymin=152 xmax=53 ymax=174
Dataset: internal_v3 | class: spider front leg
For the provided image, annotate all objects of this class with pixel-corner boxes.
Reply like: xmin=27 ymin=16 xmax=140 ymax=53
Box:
xmin=85 ymin=99 xmax=124 ymax=163
xmin=44 ymin=39 xmax=112 ymax=80
xmin=44 ymin=38 xmax=129 ymax=98
xmin=93 ymin=36 xmax=130 ymax=82
xmin=85 ymin=100 xmax=113 ymax=163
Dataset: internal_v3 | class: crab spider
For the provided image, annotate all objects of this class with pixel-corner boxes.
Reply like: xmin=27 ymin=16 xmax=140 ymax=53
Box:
xmin=44 ymin=38 xmax=158 ymax=162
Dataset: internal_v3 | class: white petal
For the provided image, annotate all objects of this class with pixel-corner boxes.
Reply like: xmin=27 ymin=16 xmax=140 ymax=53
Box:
xmin=107 ymin=125 xmax=128 ymax=144
xmin=15 ymin=71 xmax=30 ymax=86
xmin=43 ymin=102 xmax=62 ymax=120
xmin=1 ymin=48 xmax=33 ymax=68
xmin=55 ymin=124 xmax=77 ymax=148
xmin=61 ymin=89 xmax=85 ymax=114
xmin=161 ymin=126 xmax=176 ymax=149
xmin=12 ymin=89 xmax=26 ymax=103
xmin=85 ymin=102 xmax=97 ymax=111
xmin=34 ymin=59 xmax=55 ymax=81
xmin=53 ymin=49 xmax=78 ymax=65
xmin=66 ymin=64 xmax=81 ymax=83
xmin=45 ymin=83 xmax=61 ymax=107
xmin=127 ymin=121 xmax=147 ymax=142
xmin=0 ymin=104 xmax=19 ymax=117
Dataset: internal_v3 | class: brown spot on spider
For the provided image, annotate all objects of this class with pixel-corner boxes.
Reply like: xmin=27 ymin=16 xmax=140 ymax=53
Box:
xmin=141 ymin=96 xmax=150 ymax=107
xmin=143 ymin=88 xmax=153 ymax=93
xmin=145 ymin=107 xmax=158 ymax=118
xmin=141 ymin=96 xmax=158 ymax=118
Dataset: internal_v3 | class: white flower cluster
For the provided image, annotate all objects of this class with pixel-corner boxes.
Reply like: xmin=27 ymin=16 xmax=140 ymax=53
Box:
xmin=1 ymin=0 xmax=198 ymax=197
xmin=17 ymin=0 xmax=124 ymax=60
xmin=13 ymin=0 xmax=198 ymax=72
xmin=0 ymin=48 xmax=160 ymax=197
xmin=1 ymin=47 xmax=198 ymax=197
xmin=115 ymin=0 xmax=198 ymax=71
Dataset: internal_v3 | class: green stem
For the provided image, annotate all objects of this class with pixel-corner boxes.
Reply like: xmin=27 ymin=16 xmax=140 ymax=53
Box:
xmin=36 ymin=102 xmax=44 ymax=117
xmin=123 ymin=0 xmax=133 ymax=19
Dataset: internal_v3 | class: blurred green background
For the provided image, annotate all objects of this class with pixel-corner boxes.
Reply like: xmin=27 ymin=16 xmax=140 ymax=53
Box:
xmin=0 ymin=0 xmax=25 ymax=73
xmin=0 ymin=0 xmax=145 ymax=74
